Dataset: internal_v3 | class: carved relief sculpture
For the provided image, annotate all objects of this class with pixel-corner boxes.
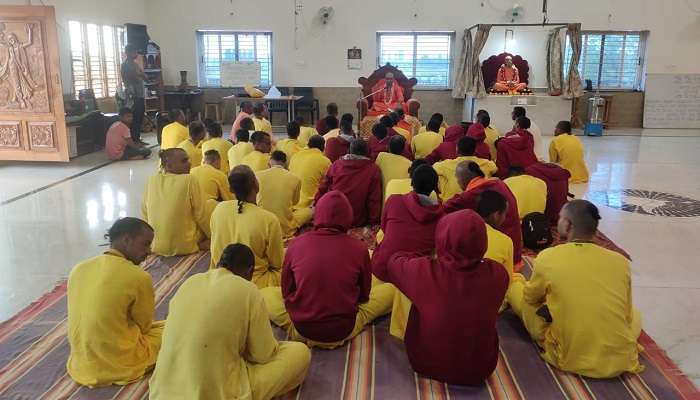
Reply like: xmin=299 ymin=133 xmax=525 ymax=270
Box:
xmin=0 ymin=21 xmax=49 ymax=112
xmin=29 ymin=122 xmax=54 ymax=149
xmin=0 ymin=122 xmax=21 ymax=148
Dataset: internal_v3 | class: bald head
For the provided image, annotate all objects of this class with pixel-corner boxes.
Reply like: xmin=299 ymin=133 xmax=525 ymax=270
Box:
xmin=558 ymin=199 xmax=601 ymax=240
xmin=455 ymin=160 xmax=485 ymax=190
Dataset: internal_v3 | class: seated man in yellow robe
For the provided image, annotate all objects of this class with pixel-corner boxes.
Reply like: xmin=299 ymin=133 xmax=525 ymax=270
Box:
xmin=67 ymin=217 xmax=163 ymax=387
xmin=433 ymin=136 xmax=497 ymax=200
xmin=383 ymin=159 xmax=439 ymax=203
xmin=288 ymin=135 xmax=331 ymax=208
xmin=228 ymin=128 xmax=255 ymax=170
xmin=142 ymin=149 xmax=210 ymax=256
xmin=476 ymin=110 xmax=500 ymax=160
xmin=507 ymin=200 xmax=643 ymax=378
xmin=550 ymin=120 xmax=590 ymax=183
xmin=251 ymin=103 xmax=273 ymax=134
xmin=201 ymin=122 xmax=233 ymax=173
xmin=412 ymin=118 xmax=443 ymax=159
xmin=177 ymin=121 xmax=206 ymax=169
xmin=376 ymin=135 xmax=412 ymax=196
xmin=160 ymin=109 xmax=189 ymax=149
xmin=504 ymin=166 xmax=547 ymax=219
xmin=257 ymin=151 xmax=312 ymax=237
xmin=493 ymin=56 xmax=527 ymax=93
xmin=241 ymin=131 xmax=273 ymax=172
xmin=368 ymin=72 xmax=405 ymax=116
xmin=191 ymin=150 xmax=233 ymax=202
xmin=295 ymin=115 xmax=319 ymax=148
xmin=210 ymin=165 xmax=284 ymax=288
xmin=149 ymin=243 xmax=310 ymax=400
xmin=276 ymin=121 xmax=304 ymax=160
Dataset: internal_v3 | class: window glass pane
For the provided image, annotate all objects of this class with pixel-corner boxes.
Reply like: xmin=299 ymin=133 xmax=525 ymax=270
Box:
xmin=198 ymin=32 xmax=272 ymax=87
xmin=69 ymin=21 xmax=87 ymax=98
xmin=379 ymin=34 xmax=415 ymax=76
xmin=378 ymin=33 xmax=452 ymax=88
xmin=102 ymin=25 xmax=119 ymax=97
xmin=86 ymin=23 xmax=104 ymax=98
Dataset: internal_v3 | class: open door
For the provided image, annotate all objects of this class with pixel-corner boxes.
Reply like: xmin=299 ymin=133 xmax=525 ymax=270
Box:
xmin=0 ymin=5 xmax=68 ymax=162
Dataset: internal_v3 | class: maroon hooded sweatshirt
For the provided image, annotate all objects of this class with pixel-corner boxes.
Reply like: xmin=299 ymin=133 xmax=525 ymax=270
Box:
xmin=316 ymin=156 xmax=382 ymax=227
xmin=315 ymin=116 xmax=339 ymax=136
xmin=426 ymin=125 xmax=466 ymax=164
xmin=371 ymin=192 xmax=444 ymax=272
xmin=368 ymin=134 xmax=413 ymax=161
xmin=283 ymin=190 xmax=371 ymax=343
xmin=467 ymin=122 xmax=492 ymax=160
xmin=444 ymin=178 xmax=522 ymax=265
xmin=525 ymin=162 xmax=571 ymax=224
xmin=374 ymin=210 xmax=508 ymax=385
xmin=324 ymin=135 xmax=351 ymax=163
xmin=496 ymin=129 xmax=538 ymax=177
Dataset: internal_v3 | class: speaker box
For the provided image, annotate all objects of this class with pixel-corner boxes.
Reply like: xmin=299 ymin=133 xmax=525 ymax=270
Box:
xmin=125 ymin=23 xmax=149 ymax=53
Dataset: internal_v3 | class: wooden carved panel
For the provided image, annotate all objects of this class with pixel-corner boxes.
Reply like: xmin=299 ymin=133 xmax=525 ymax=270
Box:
xmin=28 ymin=122 xmax=55 ymax=149
xmin=0 ymin=20 xmax=50 ymax=113
xmin=0 ymin=121 xmax=21 ymax=148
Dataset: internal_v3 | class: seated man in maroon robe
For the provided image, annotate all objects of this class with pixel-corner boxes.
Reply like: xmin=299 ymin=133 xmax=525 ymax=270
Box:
xmin=466 ymin=115 xmax=492 ymax=160
xmin=368 ymin=120 xmax=412 ymax=161
xmin=368 ymin=72 xmax=405 ymax=116
xmin=426 ymin=125 xmax=466 ymax=164
xmin=316 ymin=139 xmax=382 ymax=227
xmin=493 ymin=56 xmax=527 ymax=93
xmin=374 ymin=209 xmax=509 ymax=385
xmin=496 ymin=117 xmax=538 ymax=178
xmin=525 ymin=162 xmax=571 ymax=224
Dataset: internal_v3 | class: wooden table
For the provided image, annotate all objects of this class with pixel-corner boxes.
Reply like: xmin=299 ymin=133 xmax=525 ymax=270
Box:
xmin=222 ymin=95 xmax=304 ymax=124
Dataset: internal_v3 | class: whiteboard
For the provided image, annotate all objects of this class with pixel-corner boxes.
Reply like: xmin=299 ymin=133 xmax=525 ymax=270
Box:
xmin=643 ymin=74 xmax=700 ymax=128
xmin=220 ymin=61 xmax=261 ymax=87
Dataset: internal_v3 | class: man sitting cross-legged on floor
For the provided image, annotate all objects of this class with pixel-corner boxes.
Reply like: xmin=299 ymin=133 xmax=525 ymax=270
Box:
xmin=210 ymin=165 xmax=284 ymax=288
xmin=504 ymin=165 xmax=547 ymax=220
xmin=67 ymin=217 xmax=163 ymax=387
xmin=289 ymin=135 xmax=332 ymax=209
xmin=149 ymin=243 xmax=310 ymax=400
xmin=372 ymin=164 xmax=444 ymax=339
xmin=506 ymin=200 xmax=643 ymax=378
xmin=315 ymin=139 xmax=382 ymax=227
xmin=374 ymin=209 xmax=509 ymax=385
xmin=256 ymin=150 xmax=312 ymax=238
xmin=261 ymin=191 xmax=395 ymax=348
xmin=433 ymin=136 xmax=497 ymax=201
xmin=141 ymin=148 xmax=210 ymax=256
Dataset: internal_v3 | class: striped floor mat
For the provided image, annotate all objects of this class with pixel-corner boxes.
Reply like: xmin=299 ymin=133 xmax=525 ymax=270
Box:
xmin=0 ymin=252 xmax=697 ymax=399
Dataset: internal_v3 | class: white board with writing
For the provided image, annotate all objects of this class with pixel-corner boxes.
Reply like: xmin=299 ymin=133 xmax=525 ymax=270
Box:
xmin=220 ymin=61 xmax=261 ymax=87
xmin=643 ymin=74 xmax=700 ymax=128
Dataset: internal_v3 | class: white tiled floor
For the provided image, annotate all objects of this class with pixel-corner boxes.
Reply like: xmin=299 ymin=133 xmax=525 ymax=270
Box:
xmin=0 ymin=132 xmax=699 ymax=386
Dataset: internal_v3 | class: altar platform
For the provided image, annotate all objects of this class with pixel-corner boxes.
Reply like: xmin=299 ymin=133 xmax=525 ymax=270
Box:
xmin=464 ymin=94 xmax=572 ymax=136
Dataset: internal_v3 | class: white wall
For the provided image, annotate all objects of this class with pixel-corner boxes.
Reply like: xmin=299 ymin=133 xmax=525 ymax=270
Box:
xmin=0 ymin=0 xmax=146 ymax=94
xmin=143 ymin=0 xmax=700 ymax=88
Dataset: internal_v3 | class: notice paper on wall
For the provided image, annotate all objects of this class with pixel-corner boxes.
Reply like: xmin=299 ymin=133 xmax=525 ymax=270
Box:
xmin=220 ymin=61 xmax=261 ymax=87
xmin=643 ymin=74 xmax=700 ymax=129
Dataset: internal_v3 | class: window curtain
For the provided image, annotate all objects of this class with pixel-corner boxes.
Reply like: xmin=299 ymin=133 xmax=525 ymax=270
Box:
xmin=546 ymin=27 xmax=564 ymax=95
xmin=470 ymin=24 xmax=491 ymax=99
xmin=451 ymin=29 xmax=472 ymax=99
xmin=564 ymin=23 xmax=584 ymax=98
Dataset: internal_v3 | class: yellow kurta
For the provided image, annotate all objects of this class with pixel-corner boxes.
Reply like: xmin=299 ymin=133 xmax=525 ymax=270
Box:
xmin=504 ymin=175 xmax=548 ymax=219
xmin=241 ymin=150 xmax=271 ymax=172
xmin=190 ymin=164 xmax=233 ymax=202
xmin=394 ymin=126 xmax=412 ymax=144
xmin=484 ymin=224 xmax=514 ymax=280
xmin=508 ymin=243 xmax=642 ymax=378
xmin=256 ymin=166 xmax=310 ymax=237
xmin=141 ymin=173 xmax=210 ymax=256
xmin=383 ymin=178 xmax=439 ymax=203
xmin=298 ymin=126 xmax=319 ymax=147
xmin=433 ymin=156 xmax=497 ymax=200
xmin=149 ymin=268 xmax=310 ymax=400
xmin=161 ymin=122 xmax=189 ymax=150
xmin=67 ymin=250 xmax=163 ymax=387
xmin=177 ymin=139 xmax=204 ymax=170
xmin=322 ymin=128 xmax=340 ymax=140
xmin=228 ymin=142 xmax=255 ymax=170
xmin=411 ymin=131 xmax=443 ymax=159
xmin=549 ymin=134 xmax=589 ymax=183
xmin=418 ymin=126 xmax=446 ymax=137
xmin=288 ymin=148 xmax=331 ymax=208
xmin=252 ymin=116 xmax=273 ymax=134
xmin=210 ymin=201 xmax=284 ymax=288
xmin=201 ymin=137 xmax=233 ymax=172
xmin=376 ymin=152 xmax=412 ymax=196
xmin=276 ymin=138 xmax=303 ymax=161
xmin=485 ymin=126 xmax=500 ymax=160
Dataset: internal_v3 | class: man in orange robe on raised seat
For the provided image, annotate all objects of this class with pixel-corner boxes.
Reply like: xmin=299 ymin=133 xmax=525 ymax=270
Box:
xmin=368 ymin=73 xmax=405 ymax=116
xmin=493 ymin=56 xmax=527 ymax=93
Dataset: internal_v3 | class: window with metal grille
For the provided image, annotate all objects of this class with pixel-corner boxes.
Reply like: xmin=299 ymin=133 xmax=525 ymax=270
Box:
xmin=69 ymin=21 xmax=124 ymax=99
xmin=564 ymin=31 xmax=646 ymax=90
xmin=196 ymin=31 xmax=272 ymax=87
xmin=377 ymin=32 xmax=454 ymax=89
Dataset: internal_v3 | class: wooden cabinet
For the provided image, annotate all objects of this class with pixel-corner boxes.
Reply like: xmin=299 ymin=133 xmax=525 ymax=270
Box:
xmin=143 ymin=41 xmax=164 ymax=114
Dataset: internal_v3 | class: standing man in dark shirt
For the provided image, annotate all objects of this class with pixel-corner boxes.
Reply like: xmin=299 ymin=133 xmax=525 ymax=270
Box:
xmin=121 ymin=44 xmax=148 ymax=145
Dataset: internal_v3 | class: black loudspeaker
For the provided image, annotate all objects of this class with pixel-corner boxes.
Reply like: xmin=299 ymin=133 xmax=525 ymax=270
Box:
xmin=125 ymin=23 xmax=149 ymax=53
